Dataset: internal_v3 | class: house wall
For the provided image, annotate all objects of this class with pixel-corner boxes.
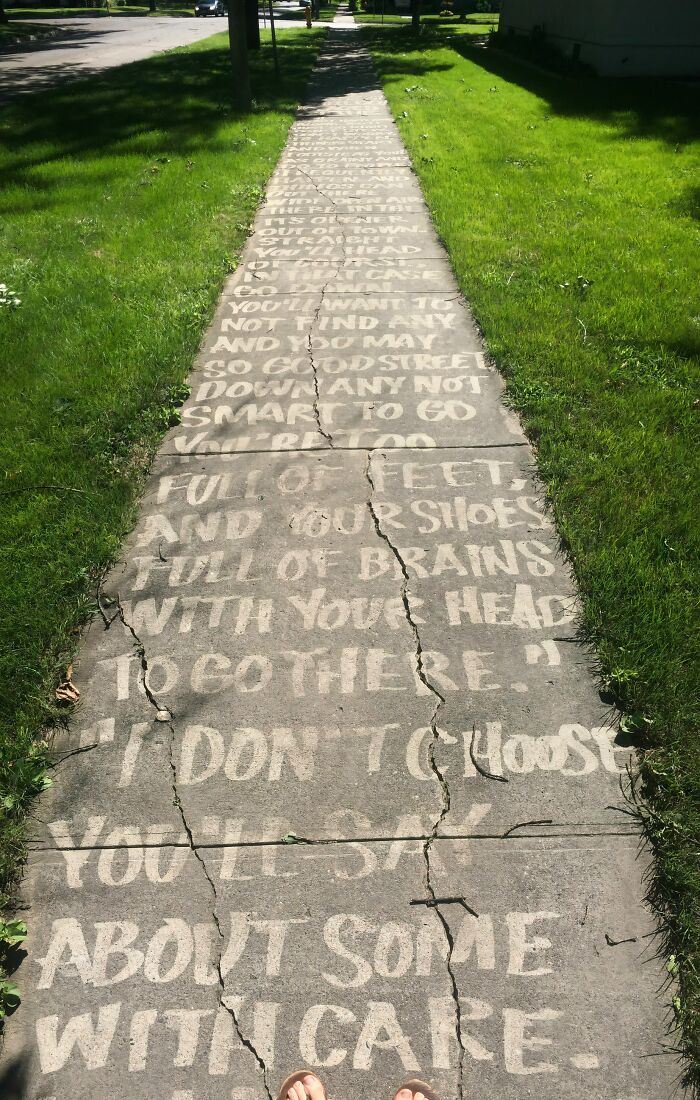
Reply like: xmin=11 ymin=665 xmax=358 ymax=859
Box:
xmin=499 ymin=0 xmax=700 ymax=76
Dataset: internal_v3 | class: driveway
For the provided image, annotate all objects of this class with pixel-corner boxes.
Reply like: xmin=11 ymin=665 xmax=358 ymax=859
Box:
xmin=0 ymin=13 xmax=306 ymax=101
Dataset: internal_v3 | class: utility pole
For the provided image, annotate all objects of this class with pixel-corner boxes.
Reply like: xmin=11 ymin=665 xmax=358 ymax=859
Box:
xmin=228 ymin=0 xmax=252 ymax=111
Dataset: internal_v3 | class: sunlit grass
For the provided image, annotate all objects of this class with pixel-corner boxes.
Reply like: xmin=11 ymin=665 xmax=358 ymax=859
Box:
xmin=365 ymin=23 xmax=700 ymax=1086
xmin=0 ymin=26 xmax=325 ymax=910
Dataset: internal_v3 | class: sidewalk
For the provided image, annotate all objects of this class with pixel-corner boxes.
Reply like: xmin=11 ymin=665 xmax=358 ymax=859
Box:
xmin=5 ymin=12 xmax=679 ymax=1100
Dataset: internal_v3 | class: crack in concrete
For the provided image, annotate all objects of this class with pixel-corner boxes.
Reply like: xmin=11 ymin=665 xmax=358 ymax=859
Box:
xmin=95 ymin=588 xmax=273 ymax=1093
xmin=96 ymin=567 xmax=120 ymax=630
xmin=308 ymin=293 xmax=335 ymax=448
xmin=109 ymin=594 xmax=168 ymax=717
xmin=293 ymin=164 xmax=338 ymax=210
xmin=365 ymin=449 xmax=465 ymax=1097
xmin=469 ymin=723 xmax=509 ymax=784
xmin=167 ymin=723 xmax=274 ymax=1100
xmin=428 ymin=895 xmax=466 ymax=1099
xmin=298 ymin=161 xmax=350 ymax=449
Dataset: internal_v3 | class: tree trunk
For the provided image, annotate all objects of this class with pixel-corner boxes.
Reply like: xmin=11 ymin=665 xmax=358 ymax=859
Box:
xmin=245 ymin=0 xmax=260 ymax=50
xmin=411 ymin=0 xmax=421 ymax=31
xmin=0 ymin=0 xmax=9 ymax=26
xmin=228 ymin=0 xmax=252 ymax=111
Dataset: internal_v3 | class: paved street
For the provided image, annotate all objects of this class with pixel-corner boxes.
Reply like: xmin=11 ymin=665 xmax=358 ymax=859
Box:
xmin=0 ymin=12 xmax=305 ymax=101
xmin=4 ymin=11 xmax=679 ymax=1100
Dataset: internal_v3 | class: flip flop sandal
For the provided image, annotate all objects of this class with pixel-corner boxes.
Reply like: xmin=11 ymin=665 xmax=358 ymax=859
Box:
xmin=277 ymin=1070 xmax=326 ymax=1100
xmin=392 ymin=1080 xmax=439 ymax=1100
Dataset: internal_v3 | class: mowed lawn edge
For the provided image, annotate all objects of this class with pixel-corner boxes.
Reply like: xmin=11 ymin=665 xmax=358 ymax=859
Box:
xmin=363 ymin=24 xmax=700 ymax=1087
xmin=0 ymin=26 xmax=326 ymax=949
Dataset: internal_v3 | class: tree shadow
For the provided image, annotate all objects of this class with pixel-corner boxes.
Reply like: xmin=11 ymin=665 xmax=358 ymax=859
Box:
xmin=668 ymin=183 xmax=700 ymax=222
xmin=0 ymin=1054 xmax=30 ymax=1100
xmin=0 ymin=31 xmax=318 ymax=214
xmin=460 ymin=38 xmax=700 ymax=145
xmin=364 ymin=24 xmax=700 ymax=145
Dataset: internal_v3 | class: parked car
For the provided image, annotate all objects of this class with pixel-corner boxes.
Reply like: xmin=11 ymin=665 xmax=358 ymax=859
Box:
xmin=195 ymin=0 xmax=225 ymax=15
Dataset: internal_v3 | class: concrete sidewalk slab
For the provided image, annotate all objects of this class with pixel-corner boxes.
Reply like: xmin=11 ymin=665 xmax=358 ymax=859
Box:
xmin=13 ymin=837 xmax=671 ymax=1100
xmin=168 ymin=284 xmax=523 ymax=453
xmin=6 ymin=12 xmax=680 ymax=1100
xmin=30 ymin=444 xmax=632 ymax=848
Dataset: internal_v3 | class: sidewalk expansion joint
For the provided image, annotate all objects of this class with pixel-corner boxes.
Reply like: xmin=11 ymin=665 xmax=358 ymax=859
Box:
xmin=159 ymin=442 xmax=529 ymax=459
xmin=30 ymin=827 xmax=640 ymax=855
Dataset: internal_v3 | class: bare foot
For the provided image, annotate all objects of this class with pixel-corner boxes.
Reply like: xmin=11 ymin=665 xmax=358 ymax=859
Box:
xmin=393 ymin=1081 xmax=437 ymax=1100
xmin=286 ymin=1073 xmax=326 ymax=1100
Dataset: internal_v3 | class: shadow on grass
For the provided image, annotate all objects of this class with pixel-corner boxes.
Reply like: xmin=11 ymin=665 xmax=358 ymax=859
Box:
xmin=363 ymin=24 xmax=700 ymax=145
xmin=669 ymin=183 xmax=700 ymax=222
xmin=0 ymin=31 xmax=318 ymax=211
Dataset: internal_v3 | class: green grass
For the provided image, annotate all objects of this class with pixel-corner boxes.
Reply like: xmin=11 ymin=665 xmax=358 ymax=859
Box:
xmin=0 ymin=18 xmax=59 ymax=39
xmin=363 ymin=23 xmax=700 ymax=1089
xmin=0 ymin=25 xmax=325 ymax=924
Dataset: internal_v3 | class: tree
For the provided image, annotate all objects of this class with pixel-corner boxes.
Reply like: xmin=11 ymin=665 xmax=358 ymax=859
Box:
xmin=228 ymin=0 xmax=252 ymax=110
xmin=411 ymin=0 xmax=421 ymax=32
xmin=0 ymin=0 xmax=9 ymax=27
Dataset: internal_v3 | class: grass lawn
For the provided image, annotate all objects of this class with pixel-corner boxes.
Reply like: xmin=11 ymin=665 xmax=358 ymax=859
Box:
xmin=0 ymin=18 xmax=60 ymax=40
xmin=0 ymin=22 xmax=325 ymax=956
xmin=363 ymin=23 xmax=700 ymax=1087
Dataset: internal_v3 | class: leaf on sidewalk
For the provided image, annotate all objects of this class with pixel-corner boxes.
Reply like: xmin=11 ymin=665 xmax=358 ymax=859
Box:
xmin=55 ymin=665 xmax=80 ymax=706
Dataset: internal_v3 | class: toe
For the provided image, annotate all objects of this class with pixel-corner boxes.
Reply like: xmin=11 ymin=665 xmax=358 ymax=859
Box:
xmin=396 ymin=1091 xmax=412 ymax=1100
xmin=289 ymin=1083 xmax=306 ymax=1100
xmin=302 ymin=1074 xmax=325 ymax=1100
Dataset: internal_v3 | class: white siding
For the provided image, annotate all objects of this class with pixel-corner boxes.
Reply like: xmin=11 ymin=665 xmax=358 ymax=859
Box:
xmin=499 ymin=0 xmax=700 ymax=76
